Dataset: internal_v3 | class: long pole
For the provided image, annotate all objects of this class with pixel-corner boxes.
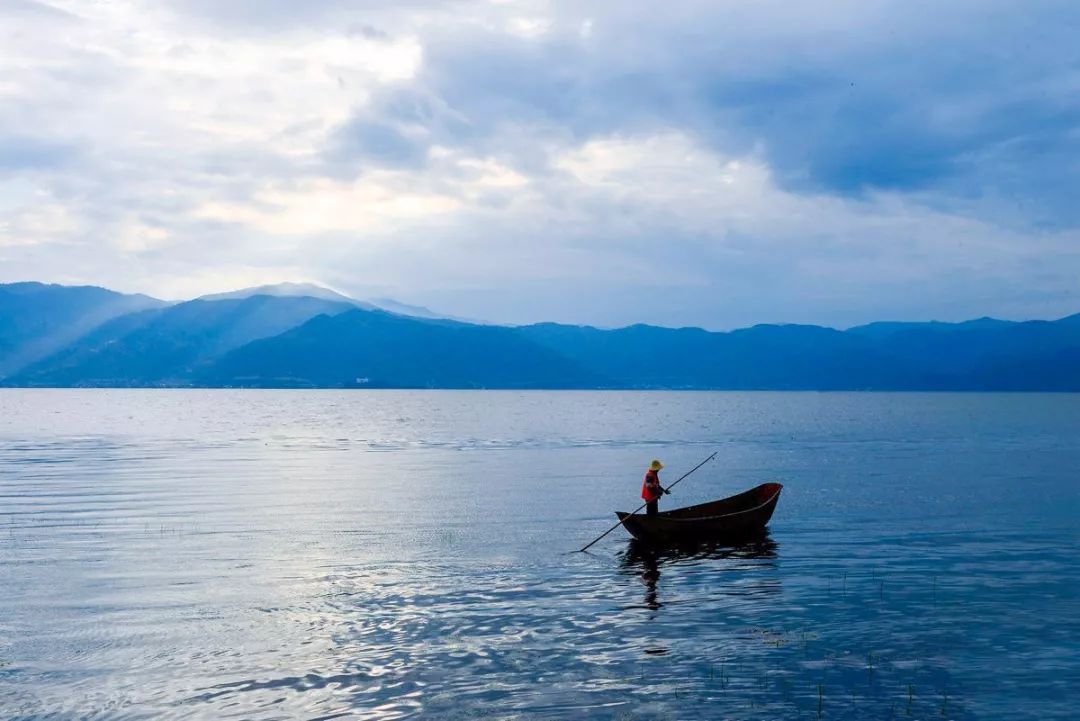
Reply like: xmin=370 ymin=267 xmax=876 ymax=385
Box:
xmin=577 ymin=451 xmax=717 ymax=552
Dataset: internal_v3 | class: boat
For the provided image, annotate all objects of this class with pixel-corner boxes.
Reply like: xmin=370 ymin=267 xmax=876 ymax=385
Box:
xmin=616 ymin=482 xmax=783 ymax=545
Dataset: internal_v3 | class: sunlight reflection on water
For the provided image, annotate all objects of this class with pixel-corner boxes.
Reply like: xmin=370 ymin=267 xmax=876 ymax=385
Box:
xmin=1 ymin=390 xmax=1078 ymax=720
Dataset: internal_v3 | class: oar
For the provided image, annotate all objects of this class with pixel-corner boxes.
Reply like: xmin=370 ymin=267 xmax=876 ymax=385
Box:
xmin=577 ymin=451 xmax=718 ymax=552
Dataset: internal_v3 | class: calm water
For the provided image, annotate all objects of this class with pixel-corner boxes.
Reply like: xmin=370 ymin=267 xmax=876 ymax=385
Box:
xmin=1 ymin=390 xmax=1078 ymax=720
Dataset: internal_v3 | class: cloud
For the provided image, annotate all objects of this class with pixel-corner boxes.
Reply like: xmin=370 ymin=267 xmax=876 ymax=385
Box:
xmin=195 ymin=175 xmax=462 ymax=235
xmin=0 ymin=0 xmax=75 ymax=20
xmin=0 ymin=0 xmax=1078 ymax=327
xmin=325 ymin=118 xmax=429 ymax=173
xmin=0 ymin=136 xmax=79 ymax=172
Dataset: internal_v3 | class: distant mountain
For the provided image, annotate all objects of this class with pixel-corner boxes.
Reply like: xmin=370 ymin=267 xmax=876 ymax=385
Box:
xmin=198 ymin=282 xmax=374 ymax=308
xmin=366 ymin=297 xmax=446 ymax=320
xmin=198 ymin=282 xmax=458 ymax=321
xmin=201 ymin=308 xmax=600 ymax=389
xmin=848 ymin=317 xmax=1080 ymax=389
xmin=845 ymin=316 xmax=1017 ymax=340
xmin=197 ymin=311 xmax=1080 ymax=390
xmin=11 ymin=295 xmax=352 ymax=387
xmin=2 ymin=281 xmax=1079 ymax=389
xmin=0 ymin=282 xmax=165 ymax=378
xmin=517 ymin=322 xmax=915 ymax=389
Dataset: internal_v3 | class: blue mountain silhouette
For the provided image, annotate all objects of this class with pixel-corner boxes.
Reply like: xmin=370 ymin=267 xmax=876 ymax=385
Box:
xmin=3 ymin=282 xmax=1079 ymax=390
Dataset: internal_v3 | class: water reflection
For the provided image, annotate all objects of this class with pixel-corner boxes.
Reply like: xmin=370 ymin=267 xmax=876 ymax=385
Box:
xmin=618 ymin=532 xmax=780 ymax=611
xmin=4 ymin=390 xmax=1077 ymax=719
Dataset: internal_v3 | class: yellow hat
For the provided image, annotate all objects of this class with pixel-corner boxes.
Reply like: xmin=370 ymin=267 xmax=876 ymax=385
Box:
xmin=650 ymin=459 xmax=664 ymax=471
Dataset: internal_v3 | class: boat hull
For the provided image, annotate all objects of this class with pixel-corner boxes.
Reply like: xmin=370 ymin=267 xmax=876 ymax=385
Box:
xmin=616 ymin=483 xmax=782 ymax=545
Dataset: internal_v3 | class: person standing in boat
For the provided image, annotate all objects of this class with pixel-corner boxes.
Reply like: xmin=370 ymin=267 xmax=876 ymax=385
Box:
xmin=641 ymin=459 xmax=670 ymax=516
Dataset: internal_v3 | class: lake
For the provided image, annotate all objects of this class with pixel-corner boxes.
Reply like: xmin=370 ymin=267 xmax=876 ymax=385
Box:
xmin=1 ymin=390 xmax=1078 ymax=720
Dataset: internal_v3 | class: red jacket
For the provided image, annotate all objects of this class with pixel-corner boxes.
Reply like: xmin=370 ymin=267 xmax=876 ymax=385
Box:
xmin=641 ymin=469 xmax=663 ymax=502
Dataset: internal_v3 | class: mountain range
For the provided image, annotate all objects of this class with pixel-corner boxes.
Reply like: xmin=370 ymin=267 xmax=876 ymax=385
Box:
xmin=2 ymin=281 xmax=1079 ymax=390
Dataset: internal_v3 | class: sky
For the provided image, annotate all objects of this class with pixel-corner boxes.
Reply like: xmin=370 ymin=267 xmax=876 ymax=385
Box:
xmin=1 ymin=0 xmax=1079 ymax=329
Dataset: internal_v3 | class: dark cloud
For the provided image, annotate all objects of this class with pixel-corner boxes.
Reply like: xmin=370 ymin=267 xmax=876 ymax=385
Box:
xmin=345 ymin=0 xmax=1080 ymax=223
xmin=159 ymin=0 xmax=1080 ymax=224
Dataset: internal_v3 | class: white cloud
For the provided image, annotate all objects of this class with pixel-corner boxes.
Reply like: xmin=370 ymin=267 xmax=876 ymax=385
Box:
xmin=507 ymin=17 xmax=550 ymax=39
xmin=1 ymin=0 xmax=1078 ymax=327
xmin=111 ymin=219 xmax=171 ymax=253
xmin=196 ymin=176 xmax=462 ymax=236
xmin=0 ymin=200 xmax=81 ymax=248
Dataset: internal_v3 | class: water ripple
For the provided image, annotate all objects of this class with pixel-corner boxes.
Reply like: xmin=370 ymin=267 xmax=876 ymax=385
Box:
xmin=1 ymin=390 xmax=1079 ymax=719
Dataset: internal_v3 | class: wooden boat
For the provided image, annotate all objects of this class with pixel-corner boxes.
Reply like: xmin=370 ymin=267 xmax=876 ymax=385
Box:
xmin=616 ymin=482 xmax=783 ymax=545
